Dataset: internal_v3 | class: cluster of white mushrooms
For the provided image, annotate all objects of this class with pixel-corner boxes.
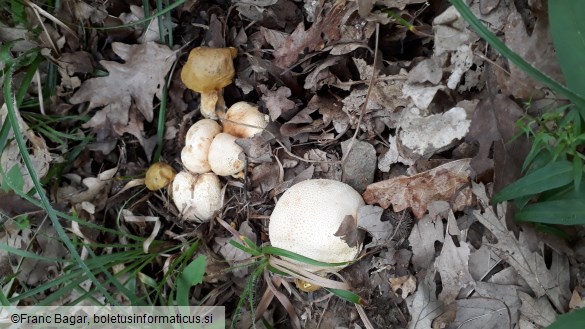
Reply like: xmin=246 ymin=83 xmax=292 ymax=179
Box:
xmin=146 ymin=47 xmax=366 ymax=284
xmin=173 ymin=101 xmax=268 ymax=223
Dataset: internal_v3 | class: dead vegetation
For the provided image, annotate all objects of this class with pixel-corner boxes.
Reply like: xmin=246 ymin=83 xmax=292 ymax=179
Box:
xmin=1 ymin=0 xmax=585 ymax=328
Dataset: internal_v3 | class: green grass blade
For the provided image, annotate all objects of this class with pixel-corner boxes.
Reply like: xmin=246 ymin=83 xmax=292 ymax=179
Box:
xmin=262 ymin=246 xmax=351 ymax=268
xmin=324 ymin=288 xmax=366 ymax=305
xmin=492 ymin=161 xmax=573 ymax=203
xmin=90 ymin=0 xmax=185 ymax=30
xmin=176 ymin=254 xmax=206 ymax=306
xmin=548 ymin=1 xmax=585 ymax=100
xmin=229 ymin=239 xmax=261 ymax=257
xmin=516 ymin=199 xmax=585 ymax=225
xmin=450 ymin=0 xmax=585 ymax=109
xmin=0 ymin=286 xmax=9 ymax=306
xmin=547 ymin=308 xmax=585 ymax=329
xmin=0 ymin=243 xmax=63 ymax=262
xmin=2 ymin=68 xmax=119 ymax=305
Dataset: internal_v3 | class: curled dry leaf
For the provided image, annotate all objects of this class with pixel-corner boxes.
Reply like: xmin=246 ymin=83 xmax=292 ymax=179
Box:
xmin=389 ymin=275 xmax=417 ymax=299
xmin=273 ymin=0 xmax=353 ymax=68
xmin=357 ymin=205 xmax=393 ymax=249
xmin=363 ymin=159 xmax=473 ymax=218
xmin=259 ymin=85 xmax=296 ymax=121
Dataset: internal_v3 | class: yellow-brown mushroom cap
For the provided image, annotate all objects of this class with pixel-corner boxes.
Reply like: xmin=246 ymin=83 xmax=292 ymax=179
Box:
xmin=145 ymin=162 xmax=176 ymax=191
xmin=180 ymin=47 xmax=237 ymax=93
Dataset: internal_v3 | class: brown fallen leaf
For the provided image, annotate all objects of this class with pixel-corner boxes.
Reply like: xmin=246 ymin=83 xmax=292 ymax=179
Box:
xmin=362 ymin=159 xmax=473 ymax=218
xmin=467 ymin=94 xmax=528 ymax=181
xmin=259 ymin=85 xmax=296 ymax=121
xmin=496 ymin=8 xmax=563 ymax=99
xmin=273 ymin=0 xmax=353 ymax=68
xmin=70 ymin=42 xmax=175 ymax=130
xmin=389 ymin=274 xmax=417 ymax=299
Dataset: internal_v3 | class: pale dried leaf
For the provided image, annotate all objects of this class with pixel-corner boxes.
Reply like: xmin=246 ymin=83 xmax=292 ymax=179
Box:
xmin=398 ymin=107 xmax=471 ymax=159
xmin=447 ymin=45 xmax=473 ymax=89
xmin=518 ymin=291 xmax=557 ymax=327
xmin=569 ymin=289 xmax=585 ymax=309
xmin=468 ymin=244 xmax=501 ymax=281
xmin=352 ymin=58 xmax=410 ymax=111
xmin=0 ymin=104 xmax=51 ymax=193
xmin=472 ymin=183 xmax=571 ymax=312
xmin=406 ymin=270 xmax=443 ymax=329
xmin=378 ymin=135 xmax=415 ymax=171
xmin=434 ymin=236 xmax=474 ymax=304
xmin=451 ymin=297 xmax=513 ymax=329
xmin=273 ymin=1 xmax=352 ymax=68
xmin=357 ymin=205 xmax=393 ymax=249
xmin=408 ymin=215 xmax=444 ymax=271
xmin=214 ymin=221 xmax=257 ymax=278
xmin=407 ymin=57 xmax=443 ymax=85
xmin=304 ymin=56 xmax=341 ymax=91
xmin=389 ymin=275 xmax=417 ymax=299
xmin=0 ymin=23 xmax=37 ymax=52
xmin=70 ymin=42 xmax=175 ymax=128
xmin=259 ymin=85 xmax=296 ymax=121
xmin=433 ymin=6 xmax=474 ymax=56
xmin=363 ymin=159 xmax=472 ymax=218
xmin=401 ymin=84 xmax=445 ymax=110
xmin=496 ymin=8 xmax=563 ymax=99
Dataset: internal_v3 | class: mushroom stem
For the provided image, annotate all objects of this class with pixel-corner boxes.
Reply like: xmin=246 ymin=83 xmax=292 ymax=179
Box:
xmin=200 ymin=91 xmax=220 ymax=119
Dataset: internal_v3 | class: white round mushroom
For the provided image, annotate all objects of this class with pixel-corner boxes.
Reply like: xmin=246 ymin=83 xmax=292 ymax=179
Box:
xmin=181 ymin=119 xmax=222 ymax=174
xmin=222 ymin=102 xmax=268 ymax=138
xmin=268 ymin=179 xmax=365 ymax=273
xmin=208 ymin=133 xmax=246 ymax=177
xmin=172 ymin=171 xmax=222 ymax=223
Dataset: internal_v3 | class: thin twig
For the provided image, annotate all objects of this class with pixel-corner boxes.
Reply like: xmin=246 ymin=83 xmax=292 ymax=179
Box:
xmin=341 ymin=23 xmax=380 ymax=163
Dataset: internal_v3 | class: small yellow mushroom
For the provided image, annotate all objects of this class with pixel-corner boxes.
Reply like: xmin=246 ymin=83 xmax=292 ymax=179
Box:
xmin=180 ymin=47 xmax=237 ymax=120
xmin=145 ymin=162 xmax=176 ymax=191
xmin=294 ymin=278 xmax=322 ymax=292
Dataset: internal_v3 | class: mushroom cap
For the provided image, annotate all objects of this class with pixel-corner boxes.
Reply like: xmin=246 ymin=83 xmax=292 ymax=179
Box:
xmin=145 ymin=162 xmax=176 ymax=191
xmin=181 ymin=119 xmax=222 ymax=174
xmin=180 ymin=47 xmax=237 ymax=93
xmin=222 ymin=102 xmax=269 ymax=138
xmin=172 ymin=171 xmax=222 ymax=223
xmin=208 ymin=133 xmax=246 ymax=176
xmin=268 ymin=179 xmax=365 ymax=273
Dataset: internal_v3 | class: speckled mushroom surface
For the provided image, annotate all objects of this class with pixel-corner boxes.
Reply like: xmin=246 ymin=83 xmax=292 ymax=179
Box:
xmin=268 ymin=179 xmax=365 ymax=273
xmin=181 ymin=119 xmax=221 ymax=174
xmin=222 ymin=101 xmax=268 ymax=138
xmin=207 ymin=133 xmax=245 ymax=176
xmin=172 ymin=171 xmax=222 ymax=223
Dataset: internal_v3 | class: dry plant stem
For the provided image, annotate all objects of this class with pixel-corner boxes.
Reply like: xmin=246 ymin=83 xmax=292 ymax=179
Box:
xmin=329 ymin=272 xmax=374 ymax=329
xmin=254 ymin=280 xmax=277 ymax=322
xmin=263 ymin=270 xmax=302 ymax=329
xmin=23 ymin=0 xmax=77 ymax=37
xmin=220 ymin=117 xmax=337 ymax=164
xmin=31 ymin=7 xmax=58 ymax=54
xmin=356 ymin=304 xmax=375 ymax=329
xmin=341 ymin=23 xmax=380 ymax=163
xmin=35 ymin=70 xmax=45 ymax=115
xmin=473 ymin=51 xmax=535 ymax=92
xmin=268 ymin=257 xmax=351 ymax=290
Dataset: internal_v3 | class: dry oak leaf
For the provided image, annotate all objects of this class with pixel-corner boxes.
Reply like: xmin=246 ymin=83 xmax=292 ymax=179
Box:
xmin=362 ymin=158 xmax=473 ymax=218
xmin=70 ymin=42 xmax=175 ymax=127
xmin=273 ymin=0 xmax=352 ymax=68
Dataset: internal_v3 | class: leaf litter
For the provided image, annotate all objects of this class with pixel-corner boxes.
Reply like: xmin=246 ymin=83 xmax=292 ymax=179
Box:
xmin=1 ymin=0 xmax=583 ymax=328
